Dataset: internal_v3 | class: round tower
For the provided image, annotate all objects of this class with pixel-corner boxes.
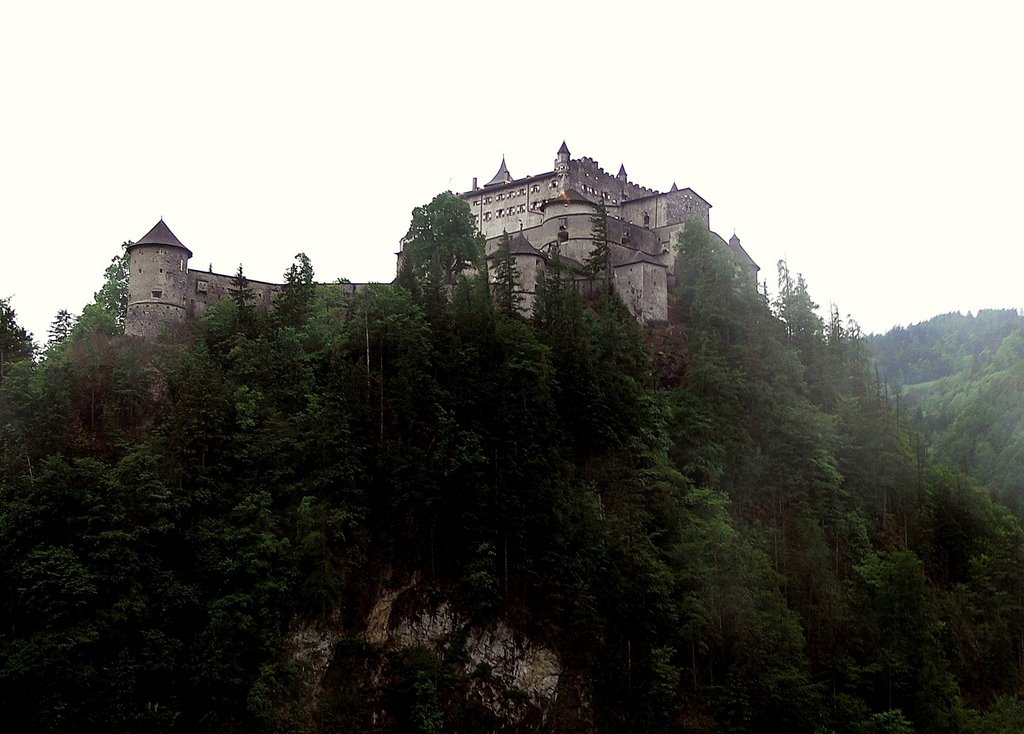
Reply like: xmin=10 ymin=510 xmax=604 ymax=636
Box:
xmin=125 ymin=219 xmax=193 ymax=337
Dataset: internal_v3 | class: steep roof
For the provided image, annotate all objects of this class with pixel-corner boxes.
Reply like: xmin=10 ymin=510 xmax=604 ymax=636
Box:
xmin=539 ymin=187 xmax=594 ymax=211
xmin=131 ymin=219 xmax=193 ymax=257
xmin=484 ymin=157 xmax=512 ymax=187
xmin=617 ymin=164 xmax=627 ymax=178
xmin=613 ymin=249 xmax=666 ymax=268
xmin=558 ymin=140 xmax=570 ymax=156
xmin=508 ymin=231 xmax=544 ymax=258
xmin=724 ymin=231 xmax=759 ymax=272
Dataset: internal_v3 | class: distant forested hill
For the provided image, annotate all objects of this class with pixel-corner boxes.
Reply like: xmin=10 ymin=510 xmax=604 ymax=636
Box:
xmin=869 ymin=309 xmax=1024 ymax=504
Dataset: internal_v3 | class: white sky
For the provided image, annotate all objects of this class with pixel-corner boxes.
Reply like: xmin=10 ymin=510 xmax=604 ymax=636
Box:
xmin=2 ymin=0 xmax=1022 ymax=344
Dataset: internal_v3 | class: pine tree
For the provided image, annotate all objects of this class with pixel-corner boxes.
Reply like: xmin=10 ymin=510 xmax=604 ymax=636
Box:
xmin=0 ymin=297 xmax=33 ymax=379
xmin=47 ymin=309 xmax=75 ymax=346
xmin=585 ymin=197 xmax=611 ymax=285
xmin=491 ymin=231 xmax=521 ymax=315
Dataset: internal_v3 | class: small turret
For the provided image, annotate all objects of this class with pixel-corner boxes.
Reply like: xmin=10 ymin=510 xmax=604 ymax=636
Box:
xmin=617 ymin=164 xmax=627 ymax=183
xmin=554 ymin=141 xmax=570 ymax=173
xmin=125 ymin=219 xmax=193 ymax=337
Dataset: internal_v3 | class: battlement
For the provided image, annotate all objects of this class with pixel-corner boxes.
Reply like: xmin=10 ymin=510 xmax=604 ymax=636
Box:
xmin=456 ymin=142 xmax=758 ymax=322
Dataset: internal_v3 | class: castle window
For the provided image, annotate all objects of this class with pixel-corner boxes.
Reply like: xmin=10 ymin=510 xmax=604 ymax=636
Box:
xmin=152 ymin=290 xmax=162 ymax=298
xmin=643 ymin=213 xmax=650 ymax=227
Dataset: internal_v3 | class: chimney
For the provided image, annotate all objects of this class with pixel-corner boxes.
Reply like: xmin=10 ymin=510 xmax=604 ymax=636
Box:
xmin=472 ymin=177 xmax=478 ymax=190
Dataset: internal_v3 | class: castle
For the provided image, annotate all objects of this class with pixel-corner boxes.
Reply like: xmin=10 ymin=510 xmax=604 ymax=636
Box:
xmin=459 ymin=142 xmax=758 ymax=320
xmin=124 ymin=143 xmax=757 ymax=336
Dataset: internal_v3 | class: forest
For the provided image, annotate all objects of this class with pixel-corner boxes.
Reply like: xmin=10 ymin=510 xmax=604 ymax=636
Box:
xmin=3 ymin=193 xmax=1024 ymax=733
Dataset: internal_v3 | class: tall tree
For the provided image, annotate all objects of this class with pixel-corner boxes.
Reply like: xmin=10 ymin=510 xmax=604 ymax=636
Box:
xmin=275 ymin=253 xmax=316 ymax=327
xmin=585 ymin=197 xmax=612 ymax=285
xmin=0 ymin=297 xmax=34 ymax=379
xmin=47 ymin=309 xmax=75 ymax=347
xmin=490 ymin=231 xmax=521 ymax=316
xmin=94 ymin=242 xmax=131 ymax=333
xmin=400 ymin=192 xmax=484 ymax=287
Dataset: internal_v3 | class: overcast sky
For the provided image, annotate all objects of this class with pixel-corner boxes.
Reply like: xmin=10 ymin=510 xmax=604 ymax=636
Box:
xmin=2 ymin=0 xmax=1022 ymax=344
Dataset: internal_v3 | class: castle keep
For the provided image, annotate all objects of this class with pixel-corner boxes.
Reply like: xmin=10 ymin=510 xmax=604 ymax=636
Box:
xmin=124 ymin=143 xmax=758 ymax=336
xmin=459 ymin=142 xmax=758 ymax=321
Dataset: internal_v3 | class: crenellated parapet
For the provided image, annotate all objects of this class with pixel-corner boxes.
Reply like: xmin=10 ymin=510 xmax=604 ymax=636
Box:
xmin=459 ymin=142 xmax=759 ymax=323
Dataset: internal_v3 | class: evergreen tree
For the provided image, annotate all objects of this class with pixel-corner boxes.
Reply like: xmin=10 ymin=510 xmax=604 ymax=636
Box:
xmin=0 ymin=297 xmax=33 ymax=379
xmin=585 ymin=196 xmax=611 ymax=285
xmin=490 ymin=231 xmax=521 ymax=315
xmin=47 ymin=309 xmax=75 ymax=347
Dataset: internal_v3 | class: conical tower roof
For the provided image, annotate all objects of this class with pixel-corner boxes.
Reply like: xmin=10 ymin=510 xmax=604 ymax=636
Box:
xmin=132 ymin=219 xmax=193 ymax=257
xmin=557 ymin=140 xmax=570 ymax=156
xmin=617 ymin=164 xmax=627 ymax=178
xmin=508 ymin=230 xmax=544 ymax=258
xmin=484 ymin=156 xmax=513 ymax=187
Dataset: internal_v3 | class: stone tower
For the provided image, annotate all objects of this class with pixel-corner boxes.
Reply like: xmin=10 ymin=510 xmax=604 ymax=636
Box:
xmin=125 ymin=219 xmax=193 ymax=337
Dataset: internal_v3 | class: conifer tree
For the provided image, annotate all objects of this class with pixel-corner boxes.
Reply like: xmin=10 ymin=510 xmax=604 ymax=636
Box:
xmin=491 ymin=231 xmax=521 ymax=316
xmin=0 ymin=297 xmax=33 ymax=379
xmin=585 ymin=197 xmax=611 ymax=286
xmin=47 ymin=309 xmax=75 ymax=346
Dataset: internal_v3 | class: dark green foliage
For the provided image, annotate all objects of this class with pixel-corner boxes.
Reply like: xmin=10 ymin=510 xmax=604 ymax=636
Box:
xmin=399 ymin=191 xmax=485 ymax=288
xmin=93 ymin=242 xmax=131 ymax=333
xmin=489 ymin=231 xmax=521 ymax=315
xmin=4 ymin=203 xmax=1024 ymax=732
xmin=585 ymin=196 xmax=611 ymax=283
xmin=0 ymin=296 xmax=34 ymax=379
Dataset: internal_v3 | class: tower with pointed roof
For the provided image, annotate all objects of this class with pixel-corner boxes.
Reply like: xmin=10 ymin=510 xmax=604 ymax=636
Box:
xmin=125 ymin=219 xmax=193 ymax=337
xmin=455 ymin=142 xmax=759 ymax=322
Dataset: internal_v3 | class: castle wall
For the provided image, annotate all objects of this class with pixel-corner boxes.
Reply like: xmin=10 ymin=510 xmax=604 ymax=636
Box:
xmin=513 ymin=255 xmax=543 ymax=314
xmin=464 ymin=175 xmax=554 ymax=240
xmin=186 ymin=270 xmax=282 ymax=318
xmin=613 ymin=262 xmax=668 ymax=322
xmin=568 ymin=157 xmax=658 ymax=205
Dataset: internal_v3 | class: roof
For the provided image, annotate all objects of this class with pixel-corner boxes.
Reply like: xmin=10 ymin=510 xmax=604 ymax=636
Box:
xmin=484 ymin=157 xmax=512 ymax=187
xmin=131 ymin=219 xmax=193 ymax=257
xmin=558 ymin=141 xmax=570 ymax=156
xmin=539 ymin=187 xmax=595 ymax=211
xmin=617 ymin=164 xmax=627 ymax=178
xmin=613 ymin=249 xmax=667 ymax=268
xmin=509 ymin=231 xmax=544 ymax=257
xmin=460 ymin=170 xmax=556 ymax=197
xmin=723 ymin=231 xmax=759 ymax=272
xmin=486 ymin=230 xmax=545 ymax=260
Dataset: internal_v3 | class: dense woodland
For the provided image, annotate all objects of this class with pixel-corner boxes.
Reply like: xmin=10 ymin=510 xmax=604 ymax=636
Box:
xmin=3 ymin=194 xmax=1024 ymax=732
xmin=870 ymin=310 xmax=1024 ymax=511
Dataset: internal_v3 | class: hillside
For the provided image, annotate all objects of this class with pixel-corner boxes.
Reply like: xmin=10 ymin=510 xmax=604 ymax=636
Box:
xmin=869 ymin=310 xmax=1024 ymax=506
xmin=3 ymin=206 xmax=1024 ymax=732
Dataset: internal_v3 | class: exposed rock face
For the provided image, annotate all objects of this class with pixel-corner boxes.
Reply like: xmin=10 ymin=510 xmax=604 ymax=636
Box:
xmin=391 ymin=602 xmax=563 ymax=724
xmin=287 ymin=580 xmax=580 ymax=731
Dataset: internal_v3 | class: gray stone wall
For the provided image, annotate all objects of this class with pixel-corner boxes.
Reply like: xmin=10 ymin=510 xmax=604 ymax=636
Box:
xmin=613 ymin=262 xmax=668 ymax=322
xmin=186 ymin=270 xmax=282 ymax=318
xmin=125 ymin=245 xmax=190 ymax=337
